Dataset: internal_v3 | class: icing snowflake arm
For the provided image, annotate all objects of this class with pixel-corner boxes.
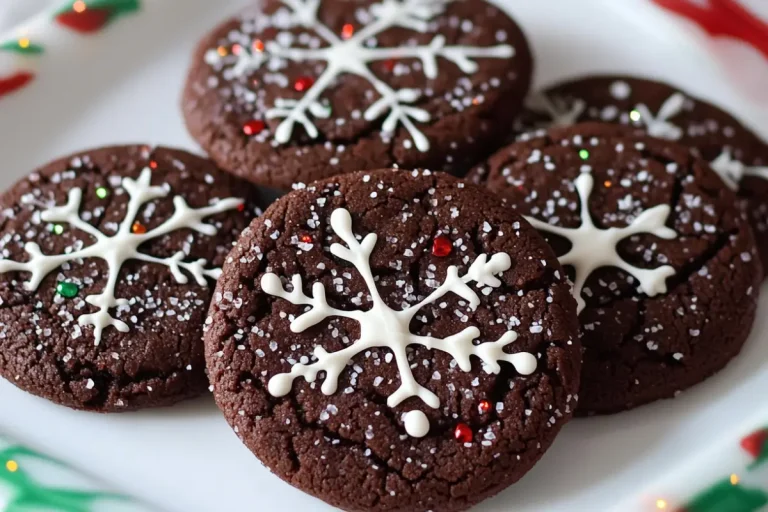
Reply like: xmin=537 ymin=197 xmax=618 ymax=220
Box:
xmin=612 ymin=204 xmax=677 ymax=296
xmin=634 ymin=92 xmax=686 ymax=140
xmin=133 ymin=252 xmax=222 ymax=287
xmin=622 ymin=203 xmax=677 ymax=240
xmin=259 ymin=209 xmax=376 ymax=334
xmin=613 ymin=259 xmax=676 ymax=296
xmin=406 ymin=252 xmax=512 ymax=315
xmin=710 ymin=149 xmax=768 ymax=190
xmin=363 ymin=0 xmax=449 ymax=37
xmin=282 ymin=0 xmax=342 ymax=44
xmin=0 ymin=245 xmax=80 ymax=291
xmin=524 ymin=93 xmax=586 ymax=127
xmin=327 ymin=208 xmax=384 ymax=300
xmin=38 ymin=188 xmax=105 ymax=240
xmin=265 ymin=67 xmax=333 ymax=143
xmin=139 ymin=196 xmax=244 ymax=239
xmin=359 ymin=36 xmax=513 ymax=151
xmin=523 ymin=215 xmax=576 ymax=240
xmin=0 ymin=189 xmax=107 ymax=290
xmin=386 ymin=329 xmax=537 ymax=407
xmin=744 ymin=165 xmax=768 ymax=181
xmin=364 ymin=85 xmax=431 ymax=151
xmin=261 ymin=273 xmax=365 ymax=332
xmin=361 ymin=35 xmax=513 ymax=79
xmin=267 ymin=337 xmax=376 ymax=398
xmin=78 ymin=270 xmax=131 ymax=342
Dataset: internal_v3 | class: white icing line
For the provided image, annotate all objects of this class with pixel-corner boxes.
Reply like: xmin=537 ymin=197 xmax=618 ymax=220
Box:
xmin=633 ymin=92 xmax=686 ymax=140
xmin=525 ymin=92 xmax=586 ymax=127
xmin=710 ymin=149 xmax=768 ymax=191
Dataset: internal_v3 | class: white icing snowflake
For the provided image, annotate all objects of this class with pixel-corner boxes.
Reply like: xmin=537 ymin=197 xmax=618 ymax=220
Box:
xmin=262 ymin=207 xmax=537 ymax=437
xmin=524 ymin=173 xmax=677 ymax=314
xmin=207 ymin=0 xmax=514 ymax=151
xmin=710 ymin=149 xmax=768 ymax=191
xmin=0 ymin=168 xmax=243 ymax=345
xmin=524 ymin=92 xmax=586 ymax=127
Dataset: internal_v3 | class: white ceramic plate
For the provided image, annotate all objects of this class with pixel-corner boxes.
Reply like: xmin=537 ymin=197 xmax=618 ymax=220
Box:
xmin=1 ymin=1 xmax=767 ymax=511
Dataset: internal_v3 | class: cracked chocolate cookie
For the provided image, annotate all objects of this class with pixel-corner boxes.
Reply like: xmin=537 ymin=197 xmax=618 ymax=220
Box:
xmin=182 ymin=0 xmax=532 ymax=193
xmin=473 ymin=122 xmax=762 ymax=415
xmin=502 ymin=75 xmax=768 ymax=274
xmin=204 ymin=169 xmax=580 ymax=511
xmin=0 ymin=145 xmax=266 ymax=411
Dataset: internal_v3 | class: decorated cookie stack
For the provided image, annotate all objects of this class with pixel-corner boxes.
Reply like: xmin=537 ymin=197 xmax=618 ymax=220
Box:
xmin=2 ymin=0 xmax=768 ymax=511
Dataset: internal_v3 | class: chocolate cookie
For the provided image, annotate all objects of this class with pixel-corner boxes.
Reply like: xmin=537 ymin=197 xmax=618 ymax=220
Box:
xmin=473 ymin=122 xmax=762 ymax=415
xmin=204 ymin=169 xmax=580 ymax=511
xmin=507 ymin=75 xmax=768 ymax=273
xmin=0 ymin=145 xmax=265 ymax=411
xmin=183 ymin=0 xmax=532 ymax=192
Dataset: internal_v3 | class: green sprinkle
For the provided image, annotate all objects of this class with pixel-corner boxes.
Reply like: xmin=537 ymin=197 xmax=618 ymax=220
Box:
xmin=578 ymin=149 xmax=590 ymax=160
xmin=95 ymin=187 xmax=109 ymax=199
xmin=629 ymin=109 xmax=641 ymax=122
xmin=56 ymin=282 xmax=79 ymax=298
xmin=52 ymin=224 xmax=65 ymax=235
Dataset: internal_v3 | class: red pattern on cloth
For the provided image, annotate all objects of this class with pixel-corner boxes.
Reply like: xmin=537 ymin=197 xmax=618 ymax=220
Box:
xmin=653 ymin=0 xmax=768 ymax=60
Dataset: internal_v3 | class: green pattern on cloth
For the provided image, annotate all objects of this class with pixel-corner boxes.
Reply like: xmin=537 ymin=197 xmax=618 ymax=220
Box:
xmin=55 ymin=0 xmax=140 ymax=18
xmin=0 ymin=41 xmax=45 ymax=55
xmin=681 ymin=478 xmax=768 ymax=512
xmin=1 ymin=445 xmax=127 ymax=512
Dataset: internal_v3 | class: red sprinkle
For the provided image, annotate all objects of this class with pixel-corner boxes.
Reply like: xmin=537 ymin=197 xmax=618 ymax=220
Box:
xmin=294 ymin=76 xmax=315 ymax=92
xmin=454 ymin=423 xmax=473 ymax=444
xmin=237 ymin=203 xmax=246 ymax=212
xmin=383 ymin=59 xmax=396 ymax=72
xmin=478 ymin=400 xmax=491 ymax=414
xmin=431 ymin=235 xmax=452 ymax=257
xmin=149 ymin=160 xmax=158 ymax=170
xmin=300 ymin=235 xmax=313 ymax=244
xmin=243 ymin=120 xmax=265 ymax=136
xmin=341 ymin=23 xmax=354 ymax=39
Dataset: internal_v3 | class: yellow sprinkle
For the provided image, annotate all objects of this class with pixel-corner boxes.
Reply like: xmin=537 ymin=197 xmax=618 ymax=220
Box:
xmin=730 ymin=473 xmax=739 ymax=485
xmin=656 ymin=499 xmax=667 ymax=510
xmin=630 ymin=110 xmax=641 ymax=122
xmin=6 ymin=460 xmax=18 ymax=472
xmin=18 ymin=37 xmax=30 ymax=49
xmin=217 ymin=46 xmax=228 ymax=57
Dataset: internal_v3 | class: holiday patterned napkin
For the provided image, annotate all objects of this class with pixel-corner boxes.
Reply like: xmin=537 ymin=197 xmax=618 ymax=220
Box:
xmin=651 ymin=0 xmax=768 ymax=61
xmin=0 ymin=434 xmax=157 ymax=512
xmin=0 ymin=0 xmax=141 ymax=98
xmin=619 ymin=414 xmax=768 ymax=512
